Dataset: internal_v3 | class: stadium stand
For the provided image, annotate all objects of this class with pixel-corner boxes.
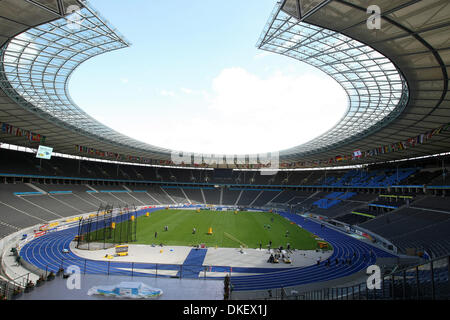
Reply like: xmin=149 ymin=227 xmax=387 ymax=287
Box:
xmin=161 ymin=187 xmax=189 ymax=203
xmin=236 ymin=189 xmax=264 ymax=206
xmin=202 ymin=188 xmax=221 ymax=205
xmin=412 ymin=196 xmax=450 ymax=212
xmin=0 ymin=0 xmax=449 ymax=302
xmin=358 ymin=207 xmax=450 ymax=258
xmin=221 ymin=188 xmax=242 ymax=206
xmin=1 ymin=147 xmax=449 ymax=262
xmin=181 ymin=187 xmax=205 ymax=204
xmin=250 ymin=190 xmax=283 ymax=207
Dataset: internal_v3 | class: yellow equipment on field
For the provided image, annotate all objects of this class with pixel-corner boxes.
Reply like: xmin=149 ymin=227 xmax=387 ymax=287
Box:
xmin=207 ymin=227 xmax=213 ymax=235
xmin=115 ymin=245 xmax=129 ymax=256
xmin=317 ymin=241 xmax=328 ymax=249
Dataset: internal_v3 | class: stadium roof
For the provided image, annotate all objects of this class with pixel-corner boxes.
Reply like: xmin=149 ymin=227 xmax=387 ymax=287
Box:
xmin=0 ymin=0 xmax=449 ymax=169
xmin=274 ymin=0 xmax=450 ymax=166
xmin=0 ymin=0 xmax=173 ymax=161
xmin=257 ymin=1 xmax=409 ymax=158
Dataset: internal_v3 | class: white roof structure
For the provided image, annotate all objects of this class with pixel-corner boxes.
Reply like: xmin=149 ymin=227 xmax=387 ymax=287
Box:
xmin=0 ymin=0 xmax=449 ymax=168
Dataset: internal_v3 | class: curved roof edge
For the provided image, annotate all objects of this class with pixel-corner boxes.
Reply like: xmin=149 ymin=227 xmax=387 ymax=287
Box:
xmin=0 ymin=1 xmax=173 ymax=158
xmin=257 ymin=0 xmax=409 ymax=158
xmin=0 ymin=0 xmax=448 ymax=171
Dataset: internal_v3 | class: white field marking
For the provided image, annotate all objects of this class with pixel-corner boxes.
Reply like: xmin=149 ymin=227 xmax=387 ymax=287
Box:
xmin=223 ymin=232 xmax=248 ymax=248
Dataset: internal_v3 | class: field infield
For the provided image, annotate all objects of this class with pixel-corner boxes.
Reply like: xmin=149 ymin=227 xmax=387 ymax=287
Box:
xmin=123 ymin=209 xmax=327 ymax=250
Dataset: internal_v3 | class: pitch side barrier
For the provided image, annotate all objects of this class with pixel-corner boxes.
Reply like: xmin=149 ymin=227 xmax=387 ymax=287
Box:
xmin=307 ymin=212 xmax=399 ymax=256
xmin=295 ymin=254 xmax=450 ymax=300
xmin=0 ymin=213 xmax=95 ymax=283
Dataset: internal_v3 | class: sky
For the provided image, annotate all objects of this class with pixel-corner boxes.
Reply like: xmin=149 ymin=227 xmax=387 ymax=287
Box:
xmin=69 ymin=0 xmax=348 ymax=155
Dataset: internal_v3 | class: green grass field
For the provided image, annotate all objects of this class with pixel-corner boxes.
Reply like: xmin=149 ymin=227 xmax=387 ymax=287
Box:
xmin=121 ymin=209 xmax=322 ymax=250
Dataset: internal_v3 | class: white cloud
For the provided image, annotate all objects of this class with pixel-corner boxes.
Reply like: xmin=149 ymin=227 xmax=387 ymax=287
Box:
xmin=116 ymin=67 xmax=348 ymax=155
xmin=4 ymin=33 xmax=39 ymax=66
xmin=160 ymin=90 xmax=175 ymax=97
xmin=121 ymin=78 xmax=129 ymax=84
xmin=181 ymin=87 xmax=193 ymax=94
xmin=180 ymin=88 xmax=209 ymax=99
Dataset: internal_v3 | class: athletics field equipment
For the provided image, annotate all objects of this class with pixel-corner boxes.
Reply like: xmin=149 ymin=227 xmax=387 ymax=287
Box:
xmin=107 ymin=209 xmax=320 ymax=249
xmin=76 ymin=204 xmax=137 ymax=250
xmin=19 ymin=207 xmax=397 ymax=292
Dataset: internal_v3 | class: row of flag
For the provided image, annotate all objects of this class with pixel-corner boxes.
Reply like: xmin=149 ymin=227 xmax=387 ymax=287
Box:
xmin=0 ymin=122 xmax=46 ymax=144
xmin=75 ymin=144 xmax=275 ymax=168
xmin=75 ymin=145 xmax=173 ymax=165
xmin=75 ymin=122 xmax=450 ymax=169
xmin=280 ymin=122 xmax=450 ymax=168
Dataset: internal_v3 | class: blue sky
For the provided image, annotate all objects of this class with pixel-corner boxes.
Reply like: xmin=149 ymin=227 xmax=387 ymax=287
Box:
xmin=69 ymin=0 xmax=347 ymax=155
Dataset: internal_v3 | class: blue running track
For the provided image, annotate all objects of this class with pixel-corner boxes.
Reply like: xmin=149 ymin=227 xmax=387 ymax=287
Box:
xmin=228 ymin=212 xmax=396 ymax=291
xmin=19 ymin=209 xmax=396 ymax=291
xmin=179 ymin=248 xmax=208 ymax=278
